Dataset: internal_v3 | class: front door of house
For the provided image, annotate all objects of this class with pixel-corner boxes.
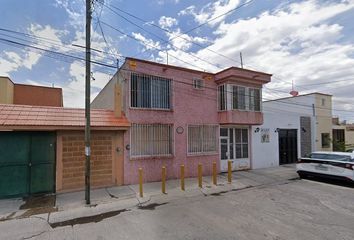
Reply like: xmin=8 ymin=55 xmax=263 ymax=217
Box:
xmin=278 ymin=129 xmax=298 ymax=165
xmin=0 ymin=132 xmax=55 ymax=198
xmin=220 ymin=127 xmax=250 ymax=172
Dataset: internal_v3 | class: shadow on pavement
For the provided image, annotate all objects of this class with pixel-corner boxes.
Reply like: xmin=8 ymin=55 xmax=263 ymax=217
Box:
xmin=303 ymin=176 xmax=354 ymax=188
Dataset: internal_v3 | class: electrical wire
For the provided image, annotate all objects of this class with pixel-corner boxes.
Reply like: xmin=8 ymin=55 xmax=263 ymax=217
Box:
xmin=0 ymin=37 xmax=117 ymax=69
xmin=110 ymin=63 xmax=354 ymax=114
xmin=101 ymin=4 xmax=224 ymax=70
xmin=99 ymin=20 xmax=209 ymax=72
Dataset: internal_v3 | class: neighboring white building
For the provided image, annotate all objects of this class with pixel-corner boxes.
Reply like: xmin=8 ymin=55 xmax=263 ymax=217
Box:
xmin=251 ymin=93 xmax=333 ymax=169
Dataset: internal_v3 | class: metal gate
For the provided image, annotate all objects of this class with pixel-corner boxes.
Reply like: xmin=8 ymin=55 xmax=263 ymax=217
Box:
xmin=0 ymin=132 xmax=56 ymax=198
xmin=278 ymin=129 xmax=298 ymax=165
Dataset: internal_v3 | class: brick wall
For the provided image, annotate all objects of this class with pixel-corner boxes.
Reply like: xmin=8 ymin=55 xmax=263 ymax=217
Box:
xmin=61 ymin=131 xmax=113 ymax=191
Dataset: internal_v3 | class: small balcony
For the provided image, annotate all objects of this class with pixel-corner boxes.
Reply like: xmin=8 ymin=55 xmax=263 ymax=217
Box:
xmin=218 ymin=110 xmax=263 ymax=125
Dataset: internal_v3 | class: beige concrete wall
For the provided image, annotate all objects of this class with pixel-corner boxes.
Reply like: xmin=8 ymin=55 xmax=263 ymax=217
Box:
xmin=315 ymin=94 xmax=332 ymax=151
xmin=56 ymin=130 xmax=125 ymax=192
xmin=0 ymin=76 xmax=14 ymax=104
xmin=91 ymin=74 xmax=117 ymax=110
xmin=345 ymin=129 xmax=354 ymax=148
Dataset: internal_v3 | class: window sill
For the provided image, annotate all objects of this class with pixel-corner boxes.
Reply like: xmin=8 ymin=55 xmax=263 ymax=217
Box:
xmin=187 ymin=152 xmax=218 ymax=157
xmin=130 ymin=155 xmax=174 ymax=161
xmin=129 ymin=107 xmax=173 ymax=112
xmin=217 ymin=110 xmax=262 ymax=113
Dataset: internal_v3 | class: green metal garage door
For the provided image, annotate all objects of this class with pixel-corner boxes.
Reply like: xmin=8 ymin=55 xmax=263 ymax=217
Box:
xmin=0 ymin=132 xmax=56 ymax=198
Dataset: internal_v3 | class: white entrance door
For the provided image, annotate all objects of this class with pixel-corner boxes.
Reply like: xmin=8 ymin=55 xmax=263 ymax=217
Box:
xmin=220 ymin=127 xmax=250 ymax=172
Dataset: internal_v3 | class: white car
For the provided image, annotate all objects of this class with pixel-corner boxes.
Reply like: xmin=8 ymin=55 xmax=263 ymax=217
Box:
xmin=296 ymin=151 xmax=354 ymax=183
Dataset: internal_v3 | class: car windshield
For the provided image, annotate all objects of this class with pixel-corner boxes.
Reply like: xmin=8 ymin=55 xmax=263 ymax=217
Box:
xmin=310 ymin=153 xmax=352 ymax=162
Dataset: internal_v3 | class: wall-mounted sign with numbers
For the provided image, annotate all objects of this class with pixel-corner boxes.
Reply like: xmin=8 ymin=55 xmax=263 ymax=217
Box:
xmin=261 ymin=128 xmax=270 ymax=143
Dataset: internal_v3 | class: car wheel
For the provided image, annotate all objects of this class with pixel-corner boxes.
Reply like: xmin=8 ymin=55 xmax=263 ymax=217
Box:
xmin=298 ymin=172 xmax=307 ymax=179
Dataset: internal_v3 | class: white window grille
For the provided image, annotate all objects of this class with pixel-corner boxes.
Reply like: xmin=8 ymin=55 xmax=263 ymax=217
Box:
xmin=235 ymin=128 xmax=248 ymax=158
xmin=193 ymin=79 xmax=204 ymax=90
xmin=131 ymin=124 xmax=173 ymax=157
xmin=248 ymin=88 xmax=261 ymax=111
xmin=231 ymin=85 xmax=260 ymax=111
xmin=130 ymin=73 xmax=171 ymax=109
xmin=237 ymin=86 xmax=246 ymax=110
xmin=217 ymin=85 xmax=226 ymax=111
xmin=188 ymin=125 xmax=218 ymax=154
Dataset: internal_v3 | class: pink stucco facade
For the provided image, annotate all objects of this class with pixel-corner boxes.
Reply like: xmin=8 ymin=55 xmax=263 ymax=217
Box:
xmin=117 ymin=58 xmax=271 ymax=185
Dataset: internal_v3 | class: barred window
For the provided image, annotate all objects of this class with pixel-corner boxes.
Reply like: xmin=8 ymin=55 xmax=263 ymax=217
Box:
xmin=130 ymin=73 xmax=171 ymax=109
xmin=188 ymin=125 xmax=218 ymax=154
xmin=249 ymin=88 xmax=261 ymax=111
xmin=231 ymin=85 xmax=260 ymax=111
xmin=193 ymin=79 xmax=204 ymax=89
xmin=218 ymin=85 xmax=226 ymax=110
xmin=237 ymin=86 xmax=246 ymax=110
xmin=131 ymin=124 xmax=173 ymax=157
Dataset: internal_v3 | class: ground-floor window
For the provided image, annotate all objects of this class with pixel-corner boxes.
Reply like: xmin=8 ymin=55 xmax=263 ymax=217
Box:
xmin=131 ymin=124 xmax=173 ymax=157
xmin=220 ymin=127 xmax=249 ymax=160
xmin=188 ymin=125 xmax=218 ymax=154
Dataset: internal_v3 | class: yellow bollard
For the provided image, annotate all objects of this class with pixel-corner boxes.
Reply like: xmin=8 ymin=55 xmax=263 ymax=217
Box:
xmin=198 ymin=163 xmax=203 ymax=188
xmin=162 ymin=166 xmax=166 ymax=194
xmin=227 ymin=160 xmax=232 ymax=183
xmin=212 ymin=162 xmax=217 ymax=185
xmin=139 ymin=168 xmax=143 ymax=197
xmin=180 ymin=165 xmax=185 ymax=191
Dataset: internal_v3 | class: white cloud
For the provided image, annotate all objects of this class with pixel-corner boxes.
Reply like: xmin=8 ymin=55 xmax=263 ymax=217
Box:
xmin=132 ymin=32 xmax=161 ymax=50
xmin=0 ymin=55 xmax=21 ymax=76
xmin=178 ymin=0 xmax=240 ymax=26
xmin=29 ymin=24 xmax=68 ymax=44
xmin=156 ymin=0 xmax=354 ymax=120
xmin=178 ymin=5 xmax=196 ymax=16
xmin=60 ymin=60 xmax=112 ymax=107
xmin=158 ymin=16 xmax=178 ymax=28
xmin=54 ymin=0 xmax=84 ymax=29
xmin=22 ymin=52 xmax=42 ymax=70
xmin=0 ymin=49 xmax=41 ymax=76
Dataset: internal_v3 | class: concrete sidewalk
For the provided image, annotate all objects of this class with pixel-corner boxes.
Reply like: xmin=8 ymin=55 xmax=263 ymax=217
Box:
xmin=0 ymin=165 xmax=298 ymax=225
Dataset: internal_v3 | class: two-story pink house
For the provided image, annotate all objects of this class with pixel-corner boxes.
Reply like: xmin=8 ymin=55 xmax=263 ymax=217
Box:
xmin=92 ymin=57 xmax=271 ymax=184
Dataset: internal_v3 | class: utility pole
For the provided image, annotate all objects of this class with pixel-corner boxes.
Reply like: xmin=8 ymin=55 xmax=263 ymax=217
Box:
xmin=85 ymin=0 xmax=92 ymax=205
xmin=240 ymin=52 xmax=244 ymax=68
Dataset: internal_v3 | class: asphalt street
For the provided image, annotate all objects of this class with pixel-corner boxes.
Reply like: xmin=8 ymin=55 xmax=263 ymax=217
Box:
xmin=1 ymin=169 xmax=354 ymax=240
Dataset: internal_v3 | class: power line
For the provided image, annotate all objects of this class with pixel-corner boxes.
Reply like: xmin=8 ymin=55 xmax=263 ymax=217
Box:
xmin=104 ymin=1 xmax=252 ymax=66
xmin=112 ymin=64 xmax=354 ymax=114
xmin=0 ymin=37 xmax=117 ymax=69
xmin=103 ymin=0 xmax=305 ymax=91
xmin=99 ymin=20 xmax=209 ymax=72
xmin=0 ymin=27 xmax=124 ymax=61
xmin=2 ymin=31 xmax=352 ymax=114
xmin=101 ymin=3 xmax=224 ymax=69
xmin=169 ymin=0 xmax=256 ymax=41
xmin=1 ymin=32 xmax=352 ymax=115
xmin=93 ymin=8 xmax=123 ymax=68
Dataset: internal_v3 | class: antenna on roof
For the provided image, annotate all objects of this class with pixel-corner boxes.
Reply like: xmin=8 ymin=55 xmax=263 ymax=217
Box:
xmin=290 ymin=80 xmax=299 ymax=97
xmin=240 ymin=52 xmax=244 ymax=68
xmin=166 ymin=51 xmax=169 ymax=65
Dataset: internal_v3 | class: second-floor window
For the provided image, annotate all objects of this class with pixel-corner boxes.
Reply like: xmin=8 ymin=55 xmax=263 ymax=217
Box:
xmin=248 ymin=88 xmax=261 ymax=111
xmin=218 ymin=84 xmax=261 ymax=111
xmin=218 ymin=85 xmax=226 ymax=110
xmin=130 ymin=73 xmax=172 ymax=109
xmin=193 ymin=79 xmax=204 ymax=90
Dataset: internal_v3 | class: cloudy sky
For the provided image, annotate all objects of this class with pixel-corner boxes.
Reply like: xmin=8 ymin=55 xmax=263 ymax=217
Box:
xmin=1 ymin=0 xmax=354 ymax=121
